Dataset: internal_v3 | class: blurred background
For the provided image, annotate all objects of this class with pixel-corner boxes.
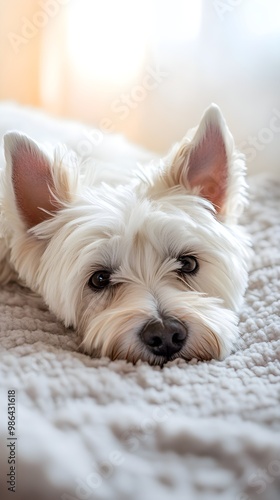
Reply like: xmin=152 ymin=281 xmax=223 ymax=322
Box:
xmin=0 ymin=0 xmax=280 ymax=174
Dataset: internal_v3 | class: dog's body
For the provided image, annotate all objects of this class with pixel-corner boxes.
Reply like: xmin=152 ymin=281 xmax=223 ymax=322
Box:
xmin=0 ymin=103 xmax=251 ymax=365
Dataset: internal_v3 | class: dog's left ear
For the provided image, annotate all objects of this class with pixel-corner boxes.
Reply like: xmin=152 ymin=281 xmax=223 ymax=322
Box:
xmin=166 ymin=104 xmax=237 ymax=214
xmin=4 ymin=132 xmax=73 ymax=229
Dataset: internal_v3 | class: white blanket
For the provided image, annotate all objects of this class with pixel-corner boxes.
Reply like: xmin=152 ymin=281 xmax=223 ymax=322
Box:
xmin=0 ymin=103 xmax=279 ymax=500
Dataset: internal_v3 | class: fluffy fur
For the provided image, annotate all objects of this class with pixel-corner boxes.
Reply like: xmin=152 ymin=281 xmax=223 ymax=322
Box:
xmin=0 ymin=104 xmax=251 ymax=365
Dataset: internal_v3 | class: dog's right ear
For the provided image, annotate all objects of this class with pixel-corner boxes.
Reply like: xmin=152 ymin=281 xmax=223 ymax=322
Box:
xmin=4 ymin=132 xmax=72 ymax=229
xmin=159 ymin=104 xmax=247 ymax=220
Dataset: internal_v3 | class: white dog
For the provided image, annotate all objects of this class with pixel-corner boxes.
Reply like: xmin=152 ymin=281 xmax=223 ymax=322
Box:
xmin=0 ymin=104 xmax=250 ymax=365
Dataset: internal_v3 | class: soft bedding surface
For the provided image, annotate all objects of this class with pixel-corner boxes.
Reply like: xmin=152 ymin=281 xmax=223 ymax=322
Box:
xmin=0 ymin=103 xmax=279 ymax=500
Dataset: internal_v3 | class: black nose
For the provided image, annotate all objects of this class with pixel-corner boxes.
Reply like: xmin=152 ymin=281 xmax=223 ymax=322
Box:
xmin=139 ymin=319 xmax=188 ymax=359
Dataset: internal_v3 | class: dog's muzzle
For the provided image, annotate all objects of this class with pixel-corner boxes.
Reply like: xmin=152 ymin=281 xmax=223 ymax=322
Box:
xmin=139 ymin=318 xmax=188 ymax=359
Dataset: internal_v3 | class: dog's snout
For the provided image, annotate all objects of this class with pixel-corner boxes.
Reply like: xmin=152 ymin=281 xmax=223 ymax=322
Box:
xmin=140 ymin=319 xmax=187 ymax=359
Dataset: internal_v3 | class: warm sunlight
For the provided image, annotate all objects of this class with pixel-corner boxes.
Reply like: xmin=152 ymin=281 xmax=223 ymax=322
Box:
xmin=66 ymin=0 xmax=202 ymax=84
xmin=242 ymin=0 xmax=280 ymax=35
xmin=67 ymin=0 xmax=149 ymax=84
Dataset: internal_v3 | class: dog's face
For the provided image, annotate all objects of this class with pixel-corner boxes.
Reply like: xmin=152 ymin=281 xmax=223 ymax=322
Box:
xmin=3 ymin=104 xmax=250 ymax=365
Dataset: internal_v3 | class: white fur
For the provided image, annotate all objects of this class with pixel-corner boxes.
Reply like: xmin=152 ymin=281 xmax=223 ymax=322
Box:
xmin=0 ymin=104 xmax=251 ymax=365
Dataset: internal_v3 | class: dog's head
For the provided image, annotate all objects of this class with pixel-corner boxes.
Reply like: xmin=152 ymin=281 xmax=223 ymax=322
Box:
xmin=3 ymin=104 xmax=250 ymax=365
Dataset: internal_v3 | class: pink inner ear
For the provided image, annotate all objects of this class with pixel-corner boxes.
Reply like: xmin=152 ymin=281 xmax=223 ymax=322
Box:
xmin=186 ymin=124 xmax=228 ymax=212
xmin=11 ymin=140 xmax=55 ymax=228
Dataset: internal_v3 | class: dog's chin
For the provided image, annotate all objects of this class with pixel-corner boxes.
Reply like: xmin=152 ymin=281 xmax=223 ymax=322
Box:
xmin=86 ymin=346 xmax=174 ymax=366
xmin=79 ymin=322 xmax=235 ymax=366
xmin=83 ymin=343 xmax=185 ymax=366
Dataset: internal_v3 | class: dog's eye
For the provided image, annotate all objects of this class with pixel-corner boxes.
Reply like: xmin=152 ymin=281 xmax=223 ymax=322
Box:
xmin=89 ymin=270 xmax=111 ymax=290
xmin=178 ymin=255 xmax=198 ymax=274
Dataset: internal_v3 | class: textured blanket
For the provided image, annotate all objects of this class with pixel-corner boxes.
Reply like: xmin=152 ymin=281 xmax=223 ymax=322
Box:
xmin=0 ymin=104 xmax=279 ymax=500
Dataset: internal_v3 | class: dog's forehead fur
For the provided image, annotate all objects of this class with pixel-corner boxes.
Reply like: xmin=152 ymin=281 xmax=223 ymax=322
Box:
xmin=35 ymin=182 xmax=226 ymax=271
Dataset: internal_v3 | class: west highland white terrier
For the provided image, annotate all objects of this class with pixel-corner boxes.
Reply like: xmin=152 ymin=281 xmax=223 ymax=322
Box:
xmin=0 ymin=104 xmax=250 ymax=365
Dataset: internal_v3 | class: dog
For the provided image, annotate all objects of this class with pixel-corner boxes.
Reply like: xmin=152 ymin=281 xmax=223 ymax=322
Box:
xmin=0 ymin=104 xmax=251 ymax=365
